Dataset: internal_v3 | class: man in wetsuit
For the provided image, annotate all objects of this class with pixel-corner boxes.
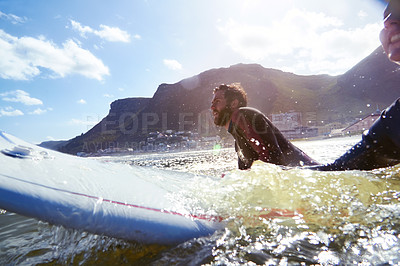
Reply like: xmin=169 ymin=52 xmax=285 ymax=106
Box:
xmin=312 ymin=0 xmax=400 ymax=171
xmin=211 ymin=83 xmax=317 ymax=170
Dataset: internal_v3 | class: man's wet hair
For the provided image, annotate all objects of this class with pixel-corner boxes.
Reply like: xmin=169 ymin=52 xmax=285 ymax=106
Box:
xmin=213 ymin=83 xmax=248 ymax=108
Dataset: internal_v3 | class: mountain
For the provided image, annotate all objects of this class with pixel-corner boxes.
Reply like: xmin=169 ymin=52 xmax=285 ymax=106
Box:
xmin=320 ymin=46 xmax=400 ymax=123
xmin=59 ymin=46 xmax=400 ymax=155
xmin=38 ymin=140 xmax=68 ymax=151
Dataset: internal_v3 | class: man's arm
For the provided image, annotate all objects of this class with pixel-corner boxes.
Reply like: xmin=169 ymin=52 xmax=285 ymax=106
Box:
xmin=310 ymin=98 xmax=400 ymax=171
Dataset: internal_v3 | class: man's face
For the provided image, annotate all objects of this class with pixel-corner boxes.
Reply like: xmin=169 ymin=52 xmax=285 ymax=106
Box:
xmin=380 ymin=1 xmax=400 ymax=63
xmin=211 ymin=90 xmax=233 ymax=127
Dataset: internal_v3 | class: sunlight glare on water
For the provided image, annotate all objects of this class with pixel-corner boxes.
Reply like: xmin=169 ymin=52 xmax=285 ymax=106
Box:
xmin=175 ymin=155 xmax=400 ymax=264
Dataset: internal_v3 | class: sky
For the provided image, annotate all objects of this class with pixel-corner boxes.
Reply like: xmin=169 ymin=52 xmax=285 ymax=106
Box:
xmin=0 ymin=0 xmax=388 ymax=143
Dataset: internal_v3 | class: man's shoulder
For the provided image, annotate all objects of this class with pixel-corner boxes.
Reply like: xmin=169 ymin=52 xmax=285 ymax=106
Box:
xmin=231 ymin=107 xmax=266 ymax=125
xmin=237 ymin=107 xmax=264 ymax=115
xmin=384 ymin=98 xmax=400 ymax=113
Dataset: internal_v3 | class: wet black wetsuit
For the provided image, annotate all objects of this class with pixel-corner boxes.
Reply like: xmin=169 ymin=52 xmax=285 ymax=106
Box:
xmin=228 ymin=107 xmax=317 ymax=170
xmin=312 ymin=98 xmax=400 ymax=171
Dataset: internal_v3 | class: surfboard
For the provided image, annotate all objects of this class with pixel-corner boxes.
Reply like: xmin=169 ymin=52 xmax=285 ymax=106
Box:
xmin=0 ymin=131 xmax=225 ymax=245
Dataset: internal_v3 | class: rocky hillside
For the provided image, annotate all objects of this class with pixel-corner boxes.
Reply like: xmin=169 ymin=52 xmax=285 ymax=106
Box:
xmin=60 ymin=46 xmax=400 ymax=154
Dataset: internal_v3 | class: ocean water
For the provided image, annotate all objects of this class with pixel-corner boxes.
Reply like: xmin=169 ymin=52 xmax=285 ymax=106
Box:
xmin=1 ymin=136 xmax=400 ymax=265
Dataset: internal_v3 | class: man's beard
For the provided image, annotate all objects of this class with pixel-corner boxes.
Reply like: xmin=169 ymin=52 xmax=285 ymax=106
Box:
xmin=213 ymin=106 xmax=233 ymax=126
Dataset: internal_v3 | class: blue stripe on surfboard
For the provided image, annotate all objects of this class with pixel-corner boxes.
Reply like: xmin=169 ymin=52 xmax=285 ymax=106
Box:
xmin=0 ymin=173 xmax=222 ymax=222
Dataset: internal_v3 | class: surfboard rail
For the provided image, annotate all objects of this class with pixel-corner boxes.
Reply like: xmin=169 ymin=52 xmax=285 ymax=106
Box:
xmin=0 ymin=131 xmax=224 ymax=244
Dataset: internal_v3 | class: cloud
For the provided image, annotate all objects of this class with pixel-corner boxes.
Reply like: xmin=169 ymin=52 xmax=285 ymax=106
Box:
xmin=218 ymin=8 xmax=381 ymax=75
xmin=0 ymin=30 xmax=110 ymax=81
xmin=29 ymin=108 xmax=49 ymax=115
xmin=163 ymin=59 xmax=182 ymax=70
xmin=77 ymin=99 xmax=87 ymax=104
xmin=0 ymin=107 xmax=24 ymax=117
xmin=70 ymin=20 xmax=131 ymax=43
xmin=70 ymin=118 xmax=97 ymax=126
xmin=0 ymin=90 xmax=43 ymax=105
xmin=103 ymin=93 xmax=114 ymax=98
xmin=358 ymin=10 xmax=368 ymax=18
xmin=218 ymin=9 xmax=344 ymax=61
xmin=96 ymin=25 xmax=131 ymax=43
xmin=0 ymin=11 xmax=27 ymax=24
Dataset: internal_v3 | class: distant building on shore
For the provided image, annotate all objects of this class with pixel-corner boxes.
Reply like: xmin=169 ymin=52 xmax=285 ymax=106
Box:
xmin=269 ymin=111 xmax=302 ymax=131
xmin=315 ymin=121 xmax=348 ymax=137
xmin=344 ymin=109 xmax=381 ymax=134
xmin=280 ymin=126 xmax=319 ymax=139
xmin=269 ymin=111 xmax=318 ymax=139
